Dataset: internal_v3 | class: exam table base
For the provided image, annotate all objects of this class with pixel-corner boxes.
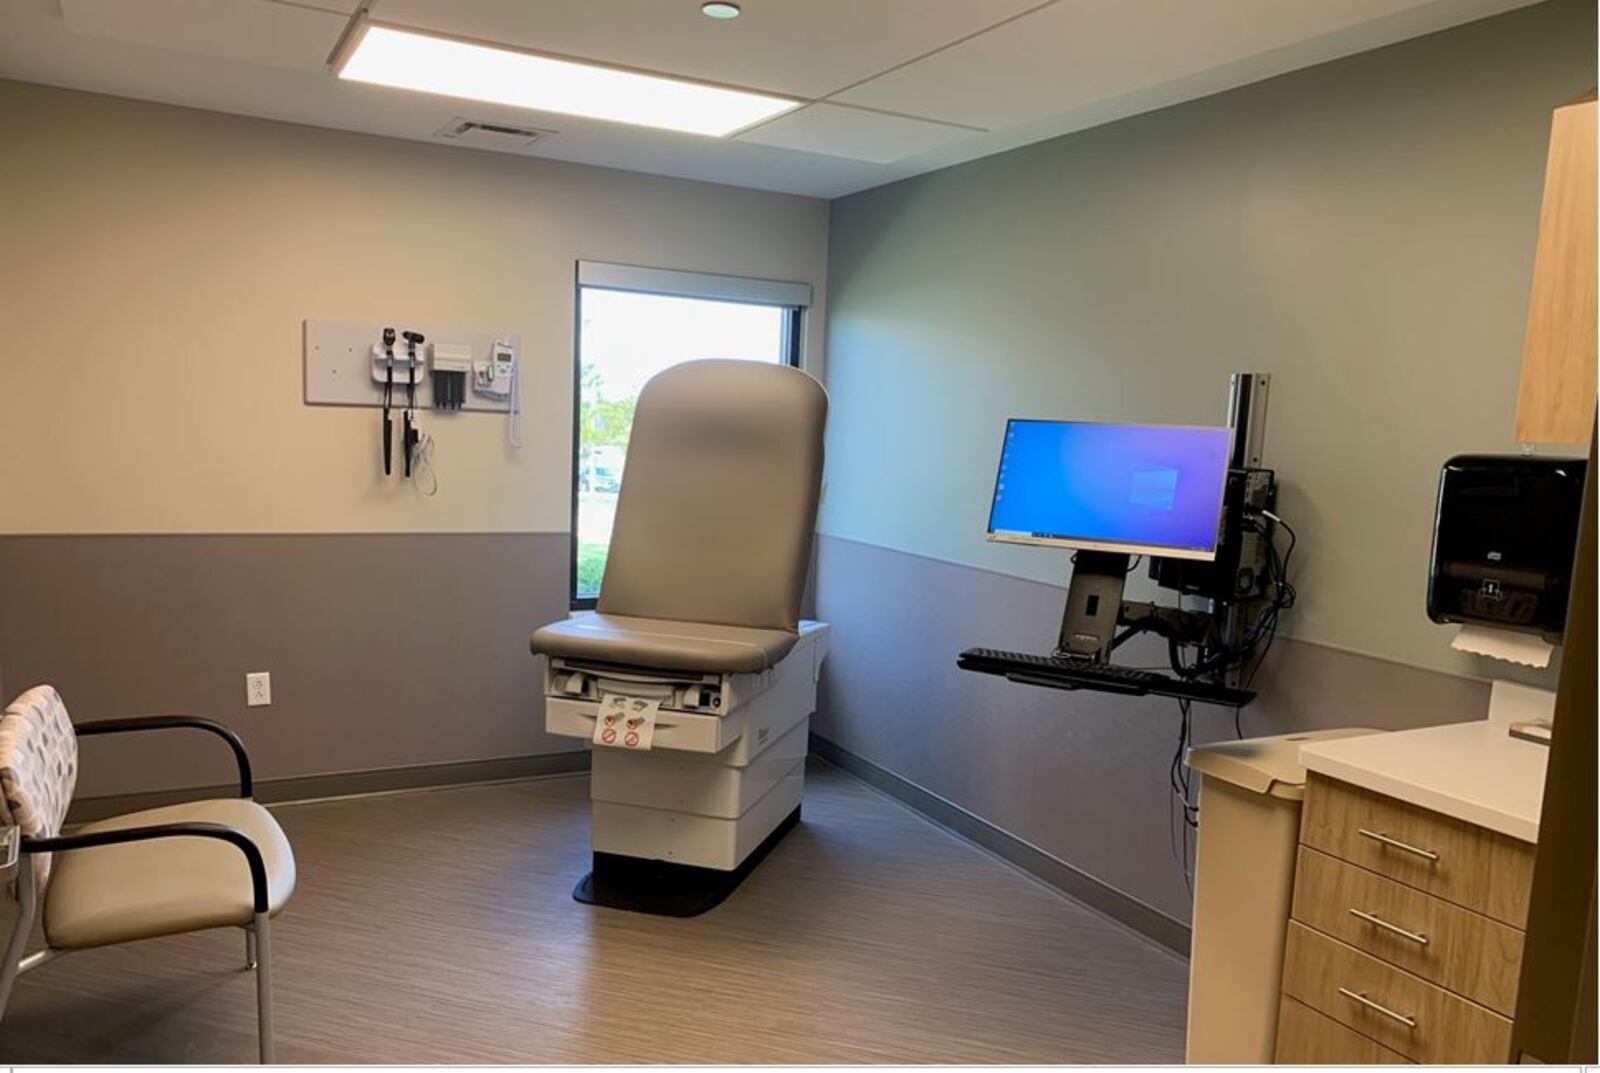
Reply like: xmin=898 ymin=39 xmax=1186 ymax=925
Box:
xmin=573 ymin=805 xmax=801 ymax=917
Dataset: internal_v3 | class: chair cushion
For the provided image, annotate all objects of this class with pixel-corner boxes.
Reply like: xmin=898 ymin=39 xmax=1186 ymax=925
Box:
xmin=531 ymin=612 xmax=799 ymax=674
xmin=0 ymin=685 xmax=79 ymax=890
xmin=44 ymin=798 xmax=295 ymax=951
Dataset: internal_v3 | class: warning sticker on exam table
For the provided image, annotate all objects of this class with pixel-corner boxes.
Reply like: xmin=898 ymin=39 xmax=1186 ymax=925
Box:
xmin=594 ymin=693 xmax=659 ymax=751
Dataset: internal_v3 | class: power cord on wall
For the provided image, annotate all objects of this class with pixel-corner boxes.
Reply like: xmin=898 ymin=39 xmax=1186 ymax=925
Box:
xmin=413 ymin=429 xmax=439 ymax=497
xmin=506 ymin=344 xmax=523 ymax=449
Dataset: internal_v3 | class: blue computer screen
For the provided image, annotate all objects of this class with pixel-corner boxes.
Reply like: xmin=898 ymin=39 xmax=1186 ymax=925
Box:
xmin=987 ymin=420 xmax=1232 ymax=557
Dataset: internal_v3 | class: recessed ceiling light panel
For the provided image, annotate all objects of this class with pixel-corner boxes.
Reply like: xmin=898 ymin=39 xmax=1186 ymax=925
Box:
xmin=701 ymin=3 xmax=742 ymax=18
xmin=337 ymin=24 xmax=797 ymax=137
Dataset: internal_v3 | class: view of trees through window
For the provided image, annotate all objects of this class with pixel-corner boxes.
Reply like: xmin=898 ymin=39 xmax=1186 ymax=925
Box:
xmin=574 ymin=287 xmax=792 ymax=603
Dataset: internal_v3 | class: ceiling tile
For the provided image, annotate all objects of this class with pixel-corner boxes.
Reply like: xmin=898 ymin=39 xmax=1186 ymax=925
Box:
xmin=60 ymin=0 xmax=348 ymax=71
xmin=737 ymin=102 xmax=977 ymax=163
xmin=369 ymin=0 xmax=1047 ymax=99
xmin=832 ymin=0 xmax=1512 ymax=129
xmin=3 ymin=0 xmax=1545 ymax=199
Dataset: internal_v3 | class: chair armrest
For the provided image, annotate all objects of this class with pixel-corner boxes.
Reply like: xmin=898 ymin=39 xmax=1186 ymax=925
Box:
xmin=23 ymin=821 xmax=269 ymax=913
xmin=0 ymin=825 xmax=18 ymax=882
xmin=74 ymin=717 xmax=253 ymax=798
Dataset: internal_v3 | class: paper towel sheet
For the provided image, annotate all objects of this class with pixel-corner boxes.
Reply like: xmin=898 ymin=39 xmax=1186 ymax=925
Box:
xmin=1451 ymin=625 xmax=1553 ymax=668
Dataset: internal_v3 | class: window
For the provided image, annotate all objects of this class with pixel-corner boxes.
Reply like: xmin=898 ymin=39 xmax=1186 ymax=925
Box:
xmin=572 ymin=263 xmax=808 ymax=607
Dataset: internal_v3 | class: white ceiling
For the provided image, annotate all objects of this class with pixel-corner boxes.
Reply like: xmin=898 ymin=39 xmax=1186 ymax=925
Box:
xmin=0 ymin=0 xmax=1540 ymax=199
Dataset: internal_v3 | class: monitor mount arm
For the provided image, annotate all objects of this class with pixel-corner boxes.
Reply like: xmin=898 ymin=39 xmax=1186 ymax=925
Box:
xmin=1053 ymin=553 xmax=1216 ymax=663
xmin=1055 ymin=551 xmax=1131 ymax=660
xmin=1113 ymin=601 xmax=1216 ymax=651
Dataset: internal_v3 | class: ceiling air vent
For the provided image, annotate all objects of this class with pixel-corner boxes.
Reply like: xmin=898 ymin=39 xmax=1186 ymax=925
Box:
xmin=434 ymin=118 xmax=552 ymax=150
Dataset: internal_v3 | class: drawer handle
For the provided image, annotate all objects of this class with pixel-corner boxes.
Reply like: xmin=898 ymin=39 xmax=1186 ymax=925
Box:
xmin=1357 ymin=828 xmax=1440 ymax=861
xmin=1349 ymin=908 xmax=1429 ymax=946
xmin=1338 ymin=987 xmax=1418 ymax=1029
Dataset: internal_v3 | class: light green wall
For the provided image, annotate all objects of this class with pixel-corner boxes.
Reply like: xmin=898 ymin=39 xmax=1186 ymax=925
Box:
xmin=821 ymin=0 xmax=1594 ymax=675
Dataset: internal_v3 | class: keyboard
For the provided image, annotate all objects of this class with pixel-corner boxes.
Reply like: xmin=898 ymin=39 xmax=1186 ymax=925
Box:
xmin=957 ymin=647 xmax=1254 ymax=707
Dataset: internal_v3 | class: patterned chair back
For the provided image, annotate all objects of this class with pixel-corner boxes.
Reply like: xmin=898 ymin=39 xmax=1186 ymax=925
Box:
xmin=0 ymin=686 xmax=79 ymax=890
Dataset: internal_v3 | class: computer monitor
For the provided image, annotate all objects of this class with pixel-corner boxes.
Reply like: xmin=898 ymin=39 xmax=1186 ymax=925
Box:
xmin=986 ymin=419 xmax=1232 ymax=561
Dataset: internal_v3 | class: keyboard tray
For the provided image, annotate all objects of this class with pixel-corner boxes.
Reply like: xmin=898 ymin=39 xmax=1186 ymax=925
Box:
xmin=957 ymin=647 xmax=1255 ymax=707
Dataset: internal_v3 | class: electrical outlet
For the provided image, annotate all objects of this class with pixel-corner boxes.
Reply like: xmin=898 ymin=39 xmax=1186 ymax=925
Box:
xmin=245 ymin=672 xmax=272 ymax=707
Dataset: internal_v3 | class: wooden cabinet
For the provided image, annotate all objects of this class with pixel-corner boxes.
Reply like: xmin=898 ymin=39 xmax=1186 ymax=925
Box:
xmin=1300 ymin=773 xmax=1535 ymax=927
xmin=1291 ymin=847 xmax=1524 ymax=1015
xmin=1515 ymin=93 xmax=1597 ymax=446
xmin=1283 ymin=922 xmax=1512 ymax=1063
xmin=1277 ymin=774 xmax=1535 ymax=1063
xmin=1276 ymin=995 xmax=1409 ymax=1064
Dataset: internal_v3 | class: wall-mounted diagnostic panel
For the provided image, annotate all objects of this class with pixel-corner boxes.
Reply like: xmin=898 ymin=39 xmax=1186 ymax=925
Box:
xmin=304 ymin=319 xmax=524 ymax=483
xmin=304 ymin=319 xmax=520 ymax=415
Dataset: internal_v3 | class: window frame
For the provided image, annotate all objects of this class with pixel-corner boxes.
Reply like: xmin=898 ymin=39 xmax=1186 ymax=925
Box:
xmin=569 ymin=263 xmax=809 ymax=610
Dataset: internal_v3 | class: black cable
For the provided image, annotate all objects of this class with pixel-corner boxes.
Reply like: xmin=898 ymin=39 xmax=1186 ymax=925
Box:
xmin=1166 ymin=636 xmax=1187 ymax=677
xmin=1169 ymin=510 xmax=1298 ymax=689
xmin=1168 ymin=695 xmax=1198 ymax=893
xmin=1242 ymin=513 xmax=1297 ymax=688
xmin=1157 ymin=510 xmax=1298 ymax=886
xmin=1168 ymin=697 xmax=1198 ymax=829
xmin=1275 ymin=514 xmax=1299 ymax=573
xmin=1168 ymin=706 xmax=1187 ymax=869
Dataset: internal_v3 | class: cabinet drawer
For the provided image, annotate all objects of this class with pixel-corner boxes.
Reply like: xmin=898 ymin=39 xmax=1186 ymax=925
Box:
xmin=1282 ymin=922 xmax=1512 ymax=1063
xmin=1275 ymin=995 xmax=1410 ymax=1064
xmin=1301 ymin=774 xmax=1534 ymax=926
xmin=1292 ymin=847 xmax=1524 ymax=1015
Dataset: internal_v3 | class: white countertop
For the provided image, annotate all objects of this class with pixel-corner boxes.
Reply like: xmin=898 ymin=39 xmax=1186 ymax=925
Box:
xmin=1299 ymin=720 xmax=1549 ymax=843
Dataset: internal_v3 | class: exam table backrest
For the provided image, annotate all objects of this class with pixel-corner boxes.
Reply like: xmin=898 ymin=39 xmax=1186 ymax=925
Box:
xmin=597 ymin=359 xmax=827 ymax=633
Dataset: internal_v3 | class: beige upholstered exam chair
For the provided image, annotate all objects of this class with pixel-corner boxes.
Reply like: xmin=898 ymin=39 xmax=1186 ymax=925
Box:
xmin=532 ymin=358 xmax=829 ymax=916
xmin=0 ymin=685 xmax=295 ymax=1063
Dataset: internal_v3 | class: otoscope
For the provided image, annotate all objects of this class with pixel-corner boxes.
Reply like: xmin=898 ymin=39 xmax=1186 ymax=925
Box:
xmin=380 ymin=327 xmax=396 ymax=476
xmin=401 ymin=330 xmax=425 ymax=477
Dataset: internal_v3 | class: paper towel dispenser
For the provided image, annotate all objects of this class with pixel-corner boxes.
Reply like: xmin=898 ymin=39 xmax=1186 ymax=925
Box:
xmin=1427 ymin=454 xmax=1587 ymax=641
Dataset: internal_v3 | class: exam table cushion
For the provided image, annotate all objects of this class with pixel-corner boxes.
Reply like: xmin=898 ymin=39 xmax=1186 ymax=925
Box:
xmin=531 ymin=612 xmax=799 ymax=674
xmin=596 ymin=360 xmax=827 ymax=633
xmin=44 ymin=797 xmax=296 ymax=950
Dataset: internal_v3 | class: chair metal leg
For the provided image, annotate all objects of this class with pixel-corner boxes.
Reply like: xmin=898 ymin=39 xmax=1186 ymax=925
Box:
xmin=16 ymin=950 xmax=54 ymax=974
xmin=0 ymin=859 xmax=40 ymax=1023
xmin=245 ymin=925 xmax=257 ymax=970
xmin=253 ymin=912 xmax=276 ymax=1063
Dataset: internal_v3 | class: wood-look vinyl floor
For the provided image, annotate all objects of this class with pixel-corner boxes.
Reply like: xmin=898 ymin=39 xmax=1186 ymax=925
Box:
xmin=0 ymin=762 xmax=1187 ymax=1063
